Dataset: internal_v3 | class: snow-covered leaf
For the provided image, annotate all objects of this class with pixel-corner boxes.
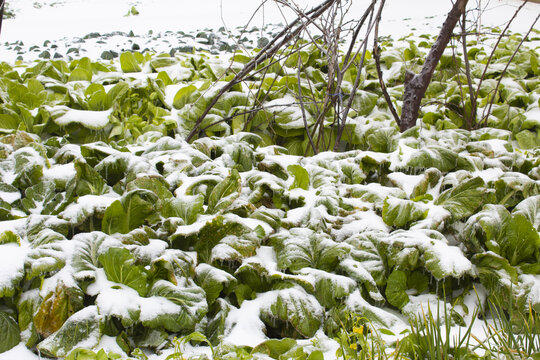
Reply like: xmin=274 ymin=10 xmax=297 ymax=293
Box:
xmin=272 ymin=229 xmax=348 ymax=272
xmin=37 ymin=306 xmax=102 ymax=358
xmin=98 ymin=247 xmax=149 ymax=296
xmin=434 ymin=177 xmax=485 ymax=220
xmin=382 ymin=197 xmax=428 ymax=228
xmin=259 ymin=287 xmax=323 ymax=338
xmin=207 ymin=169 xmax=241 ymax=214
xmin=34 ymin=282 xmax=84 ymax=338
xmin=102 ymin=189 xmax=158 ymax=234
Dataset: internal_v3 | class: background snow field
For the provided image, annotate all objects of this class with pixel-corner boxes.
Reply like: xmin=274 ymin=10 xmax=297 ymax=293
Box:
xmin=0 ymin=0 xmax=540 ymax=359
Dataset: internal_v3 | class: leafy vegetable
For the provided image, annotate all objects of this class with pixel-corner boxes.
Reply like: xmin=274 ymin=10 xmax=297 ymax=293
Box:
xmin=102 ymin=190 xmax=158 ymax=234
xmin=0 ymin=312 xmax=20 ymax=353
xmin=382 ymin=197 xmax=428 ymax=228
xmin=98 ymin=247 xmax=149 ymax=296
xmin=434 ymin=177 xmax=485 ymax=220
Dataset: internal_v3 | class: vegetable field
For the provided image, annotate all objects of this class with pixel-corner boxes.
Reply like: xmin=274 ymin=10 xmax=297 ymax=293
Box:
xmin=0 ymin=16 xmax=539 ymax=359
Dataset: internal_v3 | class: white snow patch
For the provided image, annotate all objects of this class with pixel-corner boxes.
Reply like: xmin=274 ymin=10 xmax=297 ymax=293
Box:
xmin=53 ymin=107 xmax=112 ymax=129
xmin=43 ymin=163 xmax=77 ymax=187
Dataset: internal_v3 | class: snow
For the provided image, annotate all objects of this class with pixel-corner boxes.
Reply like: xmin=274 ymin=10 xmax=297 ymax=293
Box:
xmin=346 ymin=289 xmax=408 ymax=332
xmin=333 ymin=211 xmax=390 ymax=242
xmin=60 ymin=194 xmax=118 ymax=224
xmin=0 ymin=243 xmax=28 ymax=292
xmin=223 ymin=286 xmax=323 ymax=347
xmin=52 ymin=107 xmax=113 ymax=130
xmin=43 ymin=163 xmax=77 ymax=187
xmin=426 ymin=241 xmax=475 ymax=278
xmin=520 ymin=274 xmax=540 ymax=309
xmin=4 ymin=0 xmax=538 ymax=56
xmin=388 ymin=172 xmax=424 ymax=198
xmin=0 ymin=190 xmax=21 ymax=204
xmin=0 ymin=344 xmax=43 ymax=360
xmin=94 ymin=336 xmax=129 ymax=358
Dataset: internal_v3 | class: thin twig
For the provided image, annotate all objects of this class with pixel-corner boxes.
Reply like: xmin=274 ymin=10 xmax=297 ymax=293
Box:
xmin=296 ymin=38 xmax=318 ymax=154
xmin=372 ymin=0 xmax=400 ymax=128
xmin=198 ymin=101 xmax=324 ymax=133
xmin=333 ymin=0 xmax=377 ymax=151
xmin=481 ymin=12 xmax=540 ymax=126
xmin=460 ymin=9 xmax=477 ymax=129
xmin=186 ymin=0 xmax=339 ymax=142
xmin=474 ymin=0 xmax=529 ymax=127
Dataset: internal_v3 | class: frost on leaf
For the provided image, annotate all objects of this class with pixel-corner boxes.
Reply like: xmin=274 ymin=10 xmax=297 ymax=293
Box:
xmin=37 ymin=306 xmax=102 ymax=358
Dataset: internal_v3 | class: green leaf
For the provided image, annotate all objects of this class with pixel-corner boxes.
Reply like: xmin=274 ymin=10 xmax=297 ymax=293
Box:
xmin=423 ymin=241 xmax=473 ymax=280
xmin=300 ymin=268 xmax=356 ymax=308
xmin=367 ymin=127 xmax=398 ymax=153
xmin=272 ymin=229 xmax=348 ymax=272
xmin=207 ymin=169 xmax=241 ymax=214
xmin=149 ymin=57 xmax=178 ymax=71
xmin=0 ymin=114 xmax=19 ymax=130
xmin=434 ymin=177 xmax=485 ymax=220
xmin=120 ymin=52 xmax=142 ymax=73
xmin=252 ymin=338 xmax=297 ymax=358
xmin=17 ymin=291 xmax=40 ymax=347
xmin=68 ymin=68 xmax=92 ymax=82
xmin=98 ymin=247 xmax=149 ymax=296
xmin=0 ymin=231 xmax=20 ymax=245
xmin=351 ymin=90 xmax=378 ymax=116
xmin=126 ymin=175 xmax=173 ymax=204
xmin=205 ymin=298 xmax=232 ymax=345
xmin=67 ymin=160 xmax=109 ymax=197
xmin=145 ymin=280 xmax=207 ymax=333
xmin=515 ymin=130 xmax=540 ymax=150
xmin=513 ymin=195 xmax=540 ymax=230
xmin=65 ymin=348 xmax=100 ymax=360
xmin=406 ymin=146 xmax=458 ymax=172
xmin=34 ymin=282 xmax=85 ymax=338
xmin=462 ymin=204 xmax=510 ymax=254
xmin=411 ymin=168 xmax=442 ymax=198
xmin=346 ymin=232 xmax=388 ymax=286
xmin=21 ymin=180 xmax=60 ymax=214
xmin=194 ymin=263 xmax=237 ymax=305
xmin=338 ymin=258 xmax=384 ymax=302
xmin=102 ymin=189 xmax=158 ymax=234
xmin=259 ymin=287 xmax=323 ymax=338
xmin=382 ymin=197 xmax=428 ymax=228
xmin=25 ymin=230 xmax=67 ymax=279
xmin=162 ymin=194 xmax=204 ymax=225
xmin=287 ymin=164 xmax=310 ymax=190
xmin=172 ymin=84 xmax=197 ymax=109
xmin=0 ymin=312 xmax=20 ymax=353
xmin=107 ymin=82 xmax=130 ymax=106
xmin=472 ymin=252 xmax=517 ymax=301
xmin=464 ymin=204 xmax=539 ymax=265
xmin=385 ymin=270 xmax=409 ymax=309
xmin=190 ymin=215 xmax=250 ymax=264
xmin=501 ymin=214 xmax=540 ymax=266
xmin=13 ymin=148 xmax=44 ymax=189
xmin=72 ymin=232 xmax=113 ymax=282
xmin=37 ymin=306 xmax=102 ymax=358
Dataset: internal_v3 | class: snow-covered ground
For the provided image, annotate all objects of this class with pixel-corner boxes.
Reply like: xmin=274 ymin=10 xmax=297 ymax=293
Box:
xmin=1 ymin=0 xmax=539 ymax=62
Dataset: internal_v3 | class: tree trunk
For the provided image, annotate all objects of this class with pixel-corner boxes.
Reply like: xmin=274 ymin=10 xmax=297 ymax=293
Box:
xmin=399 ymin=0 xmax=468 ymax=132
xmin=0 ymin=0 xmax=4 ymax=38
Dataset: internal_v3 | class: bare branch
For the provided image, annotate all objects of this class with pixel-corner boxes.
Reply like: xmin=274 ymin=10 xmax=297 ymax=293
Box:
xmin=482 ymin=12 xmax=540 ymax=125
xmin=400 ymin=0 xmax=469 ymax=132
xmin=186 ymin=0 xmax=338 ymax=142
xmin=372 ymin=0 xmax=400 ymax=128
xmin=460 ymin=10 xmax=477 ymax=130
